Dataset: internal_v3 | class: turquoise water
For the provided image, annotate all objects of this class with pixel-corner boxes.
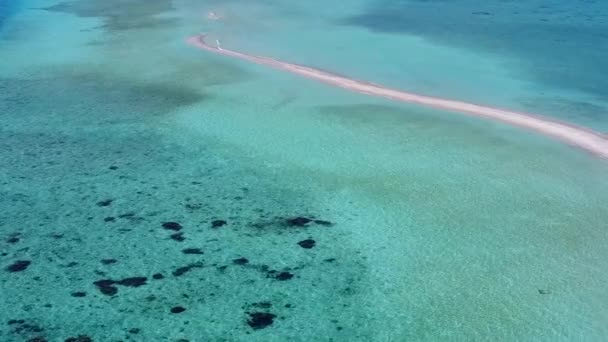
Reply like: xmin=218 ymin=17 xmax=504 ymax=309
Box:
xmin=1 ymin=0 xmax=607 ymax=341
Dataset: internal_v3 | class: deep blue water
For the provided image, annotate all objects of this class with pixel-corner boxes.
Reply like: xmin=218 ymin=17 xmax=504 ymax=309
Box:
xmin=0 ymin=0 xmax=18 ymax=31
xmin=341 ymin=0 xmax=608 ymax=117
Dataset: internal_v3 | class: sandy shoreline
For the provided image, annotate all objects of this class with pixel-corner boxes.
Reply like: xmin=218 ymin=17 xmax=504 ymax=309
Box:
xmin=186 ymin=35 xmax=608 ymax=159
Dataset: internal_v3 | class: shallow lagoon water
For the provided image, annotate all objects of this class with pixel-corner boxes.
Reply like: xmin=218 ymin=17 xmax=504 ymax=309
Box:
xmin=1 ymin=0 xmax=608 ymax=341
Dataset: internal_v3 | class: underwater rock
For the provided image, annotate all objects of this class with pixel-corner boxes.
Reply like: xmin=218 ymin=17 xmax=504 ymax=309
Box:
xmin=103 ymin=217 xmax=115 ymax=222
xmin=211 ymin=220 xmax=227 ymax=228
xmin=100 ymin=259 xmax=117 ymax=265
xmin=297 ymin=239 xmax=316 ymax=249
xmin=247 ymin=312 xmax=277 ymax=330
xmin=162 ymin=222 xmax=183 ymax=231
xmin=6 ymin=260 xmax=31 ymax=272
xmin=152 ymin=273 xmax=164 ymax=280
xmin=71 ymin=292 xmax=87 ymax=297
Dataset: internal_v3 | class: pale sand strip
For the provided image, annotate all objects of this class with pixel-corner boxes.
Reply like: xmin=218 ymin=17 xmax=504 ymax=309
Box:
xmin=186 ymin=35 xmax=608 ymax=159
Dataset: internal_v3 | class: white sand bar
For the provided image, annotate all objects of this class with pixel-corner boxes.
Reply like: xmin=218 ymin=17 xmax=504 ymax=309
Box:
xmin=187 ymin=35 xmax=608 ymax=159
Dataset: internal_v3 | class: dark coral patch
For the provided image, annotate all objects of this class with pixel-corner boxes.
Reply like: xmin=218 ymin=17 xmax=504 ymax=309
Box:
xmin=96 ymin=199 xmax=113 ymax=207
xmin=103 ymin=217 xmax=115 ymax=222
xmin=6 ymin=260 xmax=31 ymax=272
xmin=182 ymin=248 xmax=204 ymax=255
xmin=152 ymin=273 xmax=164 ymax=280
xmin=247 ymin=312 xmax=277 ymax=330
xmin=101 ymin=259 xmax=117 ymax=265
xmin=162 ymin=222 xmax=182 ymax=231
xmin=71 ymin=292 xmax=87 ymax=297
xmin=297 ymin=239 xmax=316 ymax=249
xmin=211 ymin=220 xmax=227 ymax=228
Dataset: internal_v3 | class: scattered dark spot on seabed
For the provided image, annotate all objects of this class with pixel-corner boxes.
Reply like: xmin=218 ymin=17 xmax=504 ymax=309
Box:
xmin=5 ymin=233 xmax=20 ymax=244
xmin=170 ymin=306 xmax=186 ymax=314
xmin=268 ymin=271 xmax=294 ymax=281
xmin=286 ymin=217 xmax=311 ymax=226
xmin=93 ymin=277 xmax=147 ymax=295
xmin=233 ymin=257 xmax=249 ymax=265
xmin=298 ymin=239 xmax=316 ymax=249
xmin=170 ymin=232 xmax=185 ymax=241
xmin=162 ymin=221 xmax=182 ymax=231
xmin=64 ymin=335 xmax=93 ymax=342
xmin=6 ymin=260 xmax=31 ymax=272
xmin=27 ymin=337 xmax=48 ymax=342
xmin=286 ymin=217 xmax=333 ymax=227
xmin=251 ymin=301 xmax=272 ymax=309
xmin=247 ymin=312 xmax=277 ymax=330
xmin=95 ymin=199 xmax=113 ymax=207
xmin=182 ymin=248 xmax=204 ymax=255
xmin=211 ymin=219 xmax=227 ymax=228
xmin=172 ymin=263 xmax=203 ymax=277
xmin=8 ymin=320 xmax=44 ymax=335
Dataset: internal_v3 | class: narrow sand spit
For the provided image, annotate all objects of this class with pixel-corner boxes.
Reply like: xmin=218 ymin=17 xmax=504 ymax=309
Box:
xmin=186 ymin=35 xmax=608 ymax=159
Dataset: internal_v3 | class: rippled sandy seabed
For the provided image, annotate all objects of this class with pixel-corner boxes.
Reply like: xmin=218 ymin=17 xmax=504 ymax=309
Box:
xmin=1 ymin=0 xmax=607 ymax=341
